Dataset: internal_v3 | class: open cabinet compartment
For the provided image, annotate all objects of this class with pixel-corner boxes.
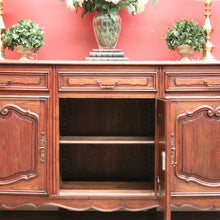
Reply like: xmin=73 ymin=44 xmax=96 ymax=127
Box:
xmin=59 ymin=98 xmax=156 ymax=196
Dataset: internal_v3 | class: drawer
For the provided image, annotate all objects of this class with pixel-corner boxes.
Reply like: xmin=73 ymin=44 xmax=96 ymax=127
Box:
xmin=165 ymin=72 xmax=220 ymax=92
xmin=0 ymin=71 xmax=49 ymax=91
xmin=59 ymin=72 xmax=157 ymax=92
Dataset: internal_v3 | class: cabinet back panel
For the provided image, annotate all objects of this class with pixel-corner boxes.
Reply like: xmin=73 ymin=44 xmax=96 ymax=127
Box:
xmin=60 ymin=144 xmax=154 ymax=182
xmin=59 ymin=99 xmax=155 ymax=136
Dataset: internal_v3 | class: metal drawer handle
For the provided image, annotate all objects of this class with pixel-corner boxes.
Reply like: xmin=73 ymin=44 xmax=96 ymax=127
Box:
xmin=204 ymin=80 xmax=220 ymax=88
xmin=97 ymin=80 xmax=118 ymax=89
xmin=0 ymin=79 xmax=12 ymax=86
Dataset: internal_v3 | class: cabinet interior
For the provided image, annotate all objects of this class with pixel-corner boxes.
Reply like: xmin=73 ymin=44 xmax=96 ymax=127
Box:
xmin=59 ymin=98 xmax=155 ymax=195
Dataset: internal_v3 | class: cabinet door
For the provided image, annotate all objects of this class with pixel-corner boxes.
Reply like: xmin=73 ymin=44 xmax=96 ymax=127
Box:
xmin=171 ymin=99 xmax=220 ymax=193
xmin=156 ymin=98 xmax=171 ymax=220
xmin=0 ymin=98 xmax=48 ymax=195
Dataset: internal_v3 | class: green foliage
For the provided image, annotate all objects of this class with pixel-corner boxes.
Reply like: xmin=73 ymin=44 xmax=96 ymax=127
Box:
xmin=2 ymin=19 xmax=44 ymax=52
xmin=163 ymin=19 xmax=207 ymax=52
xmin=61 ymin=0 xmax=158 ymax=19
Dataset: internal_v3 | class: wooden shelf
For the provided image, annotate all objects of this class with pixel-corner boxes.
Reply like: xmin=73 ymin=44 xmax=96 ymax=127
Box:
xmin=60 ymin=181 xmax=155 ymax=197
xmin=59 ymin=136 xmax=155 ymax=145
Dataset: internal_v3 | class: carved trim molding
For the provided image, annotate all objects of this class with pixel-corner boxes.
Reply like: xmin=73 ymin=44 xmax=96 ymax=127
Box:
xmin=0 ymin=70 xmax=49 ymax=89
xmin=172 ymin=203 xmax=220 ymax=211
xmin=0 ymin=189 xmax=47 ymax=195
xmin=174 ymin=78 xmax=208 ymax=87
xmin=175 ymin=105 xmax=220 ymax=187
xmin=0 ymin=104 xmax=40 ymax=185
xmin=171 ymin=191 xmax=220 ymax=197
xmin=0 ymin=77 xmax=41 ymax=86
xmin=67 ymin=78 xmax=149 ymax=87
xmin=59 ymin=71 xmax=157 ymax=92
xmin=176 ymin=105 xmax=220 ymax=120
xmin=0 ymin=203 xmax=159 ymax=212
xmin=0 ymin=104 xmax=39 ymax=118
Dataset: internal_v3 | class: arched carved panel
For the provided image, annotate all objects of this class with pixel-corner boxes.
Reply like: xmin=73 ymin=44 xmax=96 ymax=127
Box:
xmin=0 ymin=104 xmax=39 ymax=185
xmin=175 ymin=105 xmax=220 ymax=187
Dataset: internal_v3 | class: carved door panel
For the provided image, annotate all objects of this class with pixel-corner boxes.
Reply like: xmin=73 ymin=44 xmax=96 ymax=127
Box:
xmin=0 ymin=98 xmax=48 ymax=195
xmin=171 ymin=99 xmax=220 ymax=193
xmin=156 ymin=98 xmax=171 ymax=220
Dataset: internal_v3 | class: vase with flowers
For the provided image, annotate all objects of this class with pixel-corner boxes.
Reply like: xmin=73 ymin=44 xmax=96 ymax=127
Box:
xmin=61 ymin=0 xmax=158 ymax=49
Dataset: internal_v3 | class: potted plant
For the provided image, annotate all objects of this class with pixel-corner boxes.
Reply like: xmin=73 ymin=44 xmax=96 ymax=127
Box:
xmin=2 ymin=19 xmax=44 ymax=60
xmin=163 ymin=19 xmax=207 ymax=61
xmin=61 ymin=0 xmax=158 ymax=49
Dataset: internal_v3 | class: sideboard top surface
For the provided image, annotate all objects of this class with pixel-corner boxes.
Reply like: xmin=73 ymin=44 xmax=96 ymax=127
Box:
xmin=0 ymin=60 xmax=220 ymax=66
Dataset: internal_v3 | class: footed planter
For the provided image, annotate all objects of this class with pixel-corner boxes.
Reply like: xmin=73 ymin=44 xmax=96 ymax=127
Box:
xmin=177 ymin=44 xmax=193 ymax=61
xmin=15 ymin=45 xmax=33 ymax=60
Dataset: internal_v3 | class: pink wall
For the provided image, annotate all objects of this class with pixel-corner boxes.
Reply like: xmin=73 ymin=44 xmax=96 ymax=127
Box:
xmin=3 ymin=0 xmax=220 ymax=61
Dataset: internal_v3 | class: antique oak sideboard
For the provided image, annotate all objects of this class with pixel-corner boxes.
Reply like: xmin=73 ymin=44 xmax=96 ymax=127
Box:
xmin=0 ymin=61 xmax=219 ymax=220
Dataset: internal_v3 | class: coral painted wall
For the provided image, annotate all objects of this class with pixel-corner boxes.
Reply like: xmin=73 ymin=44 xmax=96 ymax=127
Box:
xmin=3 ymin=0 xmax=220 ymax=61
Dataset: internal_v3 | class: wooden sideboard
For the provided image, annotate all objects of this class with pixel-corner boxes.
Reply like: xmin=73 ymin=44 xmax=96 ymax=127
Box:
xmin=0 ymin=61 xmax=219 ymax=220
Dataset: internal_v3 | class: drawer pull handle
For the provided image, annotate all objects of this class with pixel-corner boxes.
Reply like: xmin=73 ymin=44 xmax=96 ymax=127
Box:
xmin=0 ymin=80 xmax=12 ymax=86
xmin=204 ymin=80 xmax=220 ymax=88
xmin=97 ymin=81 xmax=118 ymax=89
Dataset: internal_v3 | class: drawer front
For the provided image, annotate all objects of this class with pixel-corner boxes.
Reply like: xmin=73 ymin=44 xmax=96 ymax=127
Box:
xmin=59 ymin=72 xmax=157 ymax=92
xmin=165 ymin=72 xmax=220 ymax=92
xmin=0 ymin=71 xmax=49 ymax=91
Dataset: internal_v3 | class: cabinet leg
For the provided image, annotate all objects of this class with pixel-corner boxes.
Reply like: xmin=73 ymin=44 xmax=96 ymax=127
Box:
xmin=164 ymin=208 xmax=171 ymax=220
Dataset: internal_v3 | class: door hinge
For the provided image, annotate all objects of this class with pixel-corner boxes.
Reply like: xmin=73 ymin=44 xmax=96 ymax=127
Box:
xmin=171 ymin=133 xmax=177 ymax=167
xmin=40 ymin=132 xmax=46 ymax=163
xmin=157 ymin=113 xmax=162 ymax=125
xmin=157 ymin=176 xmax=162 ymax=196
